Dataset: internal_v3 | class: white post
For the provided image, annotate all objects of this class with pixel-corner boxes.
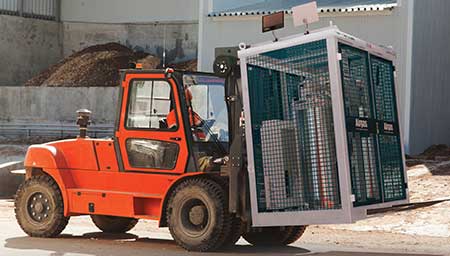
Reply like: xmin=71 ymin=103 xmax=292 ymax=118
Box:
xmin=197 ymin=0 xmax=211 ymax=71
xmin=403 ymin=0 xmax=415 ymax=153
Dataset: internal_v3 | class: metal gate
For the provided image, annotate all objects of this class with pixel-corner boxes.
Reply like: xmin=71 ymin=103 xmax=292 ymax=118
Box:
xmin=339 ymin=43 xmax=406 ymax=206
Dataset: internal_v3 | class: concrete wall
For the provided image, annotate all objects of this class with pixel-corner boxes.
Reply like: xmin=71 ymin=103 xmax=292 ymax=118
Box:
xmin=408 ymin=0 xmax=450 ymax=154
xmin=62 ymin=22 xmax=198 ymax=63
xmin=0 ymin=87 xmax=119 ymax=123
xmin=0 ymin=14 xmax=62 ymax=86
xmin=199 ymin=3 xmax=411 ymax=148
xmin=61 ymin=0 xmax=199 ymax=23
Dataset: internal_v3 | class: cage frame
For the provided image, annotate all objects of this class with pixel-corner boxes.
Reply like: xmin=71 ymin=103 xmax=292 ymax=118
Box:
xmin=238 ymin=26 xmax=408 ymax=227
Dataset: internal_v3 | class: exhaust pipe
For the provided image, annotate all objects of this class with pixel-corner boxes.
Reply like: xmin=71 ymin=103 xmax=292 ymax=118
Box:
xmin=76 ymin=109 xmax=91 ymax=138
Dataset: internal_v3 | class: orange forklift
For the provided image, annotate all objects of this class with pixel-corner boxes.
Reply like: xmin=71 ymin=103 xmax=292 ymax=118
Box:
xmin=14 ymin=61 xmax=303 ymax=251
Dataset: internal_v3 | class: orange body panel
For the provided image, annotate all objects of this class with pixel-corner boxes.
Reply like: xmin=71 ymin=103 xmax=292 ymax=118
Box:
xmin=94 ymin=140 xmax=119 ymax=171
xmin=25 ymin=137 xmax=201 ymax=222
xmin=23 ymin=71 xmax=205 ymax=225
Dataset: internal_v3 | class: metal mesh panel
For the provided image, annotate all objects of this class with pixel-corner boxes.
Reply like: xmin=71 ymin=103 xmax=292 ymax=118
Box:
xmin=340 ymin=45 xmax=373 ymax=119
xmin=378 ymin=135 xmax=405 ymax=201
xmin=347 ymin=133 xmax=381 ymax=205
xmin=370 ymin=55 xmax=406 ymax=202
xmin=371 ymin=56 xmax=396 ymax=122
xmin=246 ymin=40 xmax=341 ymax=213
xmin=339 ymin=44 xmax=381 ymax=206
xmin=340 ymin=43 xmax=406 ymax=206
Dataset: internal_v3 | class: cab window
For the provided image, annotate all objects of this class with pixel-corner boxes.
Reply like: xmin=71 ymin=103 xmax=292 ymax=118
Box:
xmin=185 ymin=75 xmax=229 ymax=142
xmin=126 ymin=139 xmax=179 ymax=169
xmin=126 ymin=80 xmax=174 ymax=130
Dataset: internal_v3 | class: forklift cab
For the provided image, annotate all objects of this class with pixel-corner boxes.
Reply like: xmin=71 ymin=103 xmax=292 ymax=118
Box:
xmin=115 ymin=69 xmax=228 ymax=174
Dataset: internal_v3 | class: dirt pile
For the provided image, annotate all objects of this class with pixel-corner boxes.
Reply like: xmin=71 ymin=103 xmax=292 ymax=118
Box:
xmin=25 ymin=43 xmax=161 ymax=87
xmin=418 ymin=144 xmax=450 ymax=160
xmin=406 ymin=144 xmax=450 ymax=167
xmin=24 ymin=42 xmax=200 ymax=87
xmin=168 ymin=59 xmax=198 ymax=71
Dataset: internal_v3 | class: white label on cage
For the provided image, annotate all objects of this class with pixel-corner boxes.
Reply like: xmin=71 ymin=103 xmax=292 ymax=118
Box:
xmin=351 ymin=194 xmax=356 ymax=202
xmin=384 ymin=122 xmax=394 ymax=133
xmin=292 ymin=1 xmax=319 ymax=27
xmin=337 ymin=53 xmax=342 ymax=61
xmin=355 ymin=119 xmax=368 ymax=129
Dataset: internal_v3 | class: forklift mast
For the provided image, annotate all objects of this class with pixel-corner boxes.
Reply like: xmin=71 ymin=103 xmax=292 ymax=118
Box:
xmin=213 ymin=47 xmax=249 ymax=218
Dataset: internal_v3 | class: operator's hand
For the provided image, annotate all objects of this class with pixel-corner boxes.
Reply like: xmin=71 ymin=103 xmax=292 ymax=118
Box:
xmin=192 ymin=127 xmax=207 ymax=141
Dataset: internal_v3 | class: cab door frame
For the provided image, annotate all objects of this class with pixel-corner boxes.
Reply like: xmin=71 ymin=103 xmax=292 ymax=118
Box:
xmin=114 ymin=71 xmax=191 ymax=175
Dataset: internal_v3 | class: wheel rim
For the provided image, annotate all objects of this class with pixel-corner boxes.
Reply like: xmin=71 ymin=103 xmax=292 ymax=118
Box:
xmin=180 ymin=198 xmax=210 ymax=237
xmin=27 ymin=192 xmax=51 ymax=223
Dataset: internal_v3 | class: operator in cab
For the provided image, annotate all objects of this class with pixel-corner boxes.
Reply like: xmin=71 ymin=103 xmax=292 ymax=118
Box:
xmin=166 ymin=78 xmax=219 ymax=172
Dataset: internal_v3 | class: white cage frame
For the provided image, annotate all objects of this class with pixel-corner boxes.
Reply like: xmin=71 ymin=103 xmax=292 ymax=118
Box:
xmin=238 ymin=26 xmax=409 ymax=227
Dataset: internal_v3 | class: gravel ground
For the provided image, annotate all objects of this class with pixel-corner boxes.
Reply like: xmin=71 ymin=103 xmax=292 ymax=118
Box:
xmin=328 ymin=160 xmax=450 ymax=238
xmin=0 ymin=199 xmax=447 ymax=256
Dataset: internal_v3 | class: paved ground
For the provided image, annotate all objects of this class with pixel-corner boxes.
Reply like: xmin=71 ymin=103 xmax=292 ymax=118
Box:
xmin=0 ymin=200 xmax=448 ymax=256
xmin=1 ymin=143 xmax=450 ymax=256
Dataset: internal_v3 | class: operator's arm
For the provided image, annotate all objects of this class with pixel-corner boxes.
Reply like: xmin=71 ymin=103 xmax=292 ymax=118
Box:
xmin=190 ymin=109 xmax=203 ymax=127
xmin=166 ymin=109 xmax=177 ymax=129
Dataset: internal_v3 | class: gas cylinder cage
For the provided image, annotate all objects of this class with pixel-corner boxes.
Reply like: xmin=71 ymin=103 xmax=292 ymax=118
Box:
xmin=238 ymin=26 xmax=408 ymax=227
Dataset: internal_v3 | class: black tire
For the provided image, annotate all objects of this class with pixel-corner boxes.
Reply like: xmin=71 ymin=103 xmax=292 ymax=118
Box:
xmin=91 ymin=215 xmax=138 ymax=233
xmin=283 ymin=226 xmax=307 ymax=245
xmin=243 ymin=226 xmax=307 ymax=246
xmin=208 ymin=176 xmax=243 ymax=247
xmin=223 ymin=215 xmax=243 ymax=247
xmin=14 ymin=175 xmax=69 ymax=237
xmin=166 ymin=178 xmax=231 ymax=252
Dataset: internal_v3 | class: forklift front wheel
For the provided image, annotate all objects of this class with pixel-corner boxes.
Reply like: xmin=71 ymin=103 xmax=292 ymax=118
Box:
xmin=15 ymin=175 xmax=69 ymax=237
xmin=166 ymin=178 xmax=231 ymax=252
xmin=243 ymin=226 xmax=307 ymax=246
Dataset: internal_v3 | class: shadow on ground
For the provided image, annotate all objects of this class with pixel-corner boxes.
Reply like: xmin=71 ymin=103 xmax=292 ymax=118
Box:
xmin=4 ymin=232 xmax=441 ymax=256
xmin=5 ymin=232 xmax=308 ymax=256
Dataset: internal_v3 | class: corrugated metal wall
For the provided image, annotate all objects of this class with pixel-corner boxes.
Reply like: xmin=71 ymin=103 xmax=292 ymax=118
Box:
xmin=408 ymin=0 xmax=450 ymax=154
xmin=0 ymin=0 xmax=58 ymax=20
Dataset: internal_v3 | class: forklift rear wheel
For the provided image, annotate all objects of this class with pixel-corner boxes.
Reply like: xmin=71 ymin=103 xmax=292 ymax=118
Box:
xmin=243 ymin=226 xmax=307 ymax=246
xmin=91 ymin=215 xmax=138 ymax=233
xmin=15 ymin=175 xmax=69 ymax=237
xmin=166 ymin=178 xmax=231 ymax=252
